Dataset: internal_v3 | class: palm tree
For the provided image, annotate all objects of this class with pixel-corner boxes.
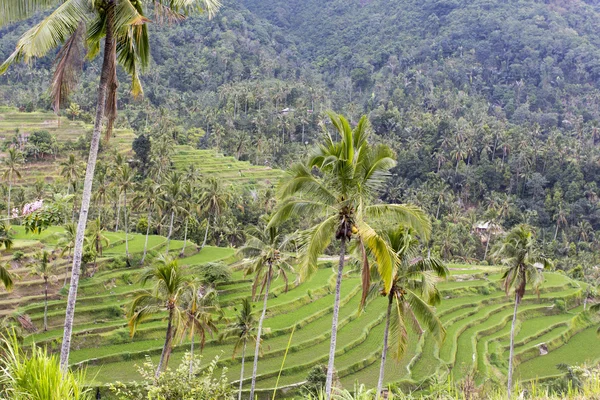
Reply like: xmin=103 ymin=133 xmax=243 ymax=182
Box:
xmin=176 ymin=282 xmax=219 ymax=378
xmin=179 ymin=182 xmax=194 ymax=258
xmin=2 ymin=0 xmax=221 ymax=371
xmin=375 ymin=227 xmax=447 ymax=398
xmin=30 ymin=250 xmax=56 ymax=331
xmin=238 ymin=222 xmax=294 ymax=399
xmin=159 ymin=172 xmax=185 ymax=254
xmin=60 ymin=154 xmax=81 ymax=196
xmin=493 ymin=224 xmax=552 ymax=398
xmin=134 ymin=180 xmax=160 ymax=264
xmin=85 ymin=218 xmax=109 ymax=272
xmin=127 ymin=255 xmax=190 ymax=377
xmin=56 ymin=222 xmax=77 ymax=287
xmin=2 ymin=148 xmax=23 ymax=220
xmin=197 ymin=177 xmax=231 ymax=250
xmin=219 ymin=297 xmax=258 ymax=400
xmin=270 ymin=112 xmax=430 ymax=399
xmin=0 ymin=263 xmax=14 ymax=292
xmin=553 ymin=204 xmax=568 ymax=241
xmin=117 ymin=164 xmax=134 ymax=260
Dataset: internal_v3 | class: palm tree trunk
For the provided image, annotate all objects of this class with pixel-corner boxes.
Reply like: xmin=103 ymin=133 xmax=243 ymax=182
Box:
xmin=180 ymin=217 xmax=188 ymax=257
xmin=141 ymin=208 xmax=151 ymax=264
xmin=124 ymin=190 xmax=129 ymax=259
xmin=59 ymin=0 xmax=116 ymax=372
xmin=156 ymin=307 xmax=175 ymax=378
xmin=201 ymin=217 xmax=210 ymax=250
xmin=115 ymin=193 xmax=121 ymax=232
xmin=249 ymin=265 xmax=272 ymax=400
xmin=7 ymin=173 xmax=12 ymax=220
xmin=554 ymin=223 xmax=559 ymax=241
xmin=435 ymin=200 xmax=441 ymax=220
xmin=376 ymin=293 xmax=393 ymax=398
xmin=189 ymin=325 xmax=195 ymax=378
xmin=325 ymin=237 xmax=346 ymax=400
xmin=484 ymin=234 xmax=491 ymax=261
xmin=165 ymin=211 xmax=174 ymax=254
xmin=238 ymin=339 xmax=247 ymax=400
xmin=507 ymin=296 xmax=519 ymax=399
xmin=43 ymin=278 xmax=48 ymax=332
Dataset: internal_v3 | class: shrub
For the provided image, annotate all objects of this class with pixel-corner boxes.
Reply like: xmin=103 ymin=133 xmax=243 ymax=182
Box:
xmin=197 ymin=262 xmax=231 ymax=287
xmin=109 ymin=353 xmax=234 ymax=399
xmin=0 ymin=330 xmax=91 ymax=399
xmin=11 ymin=251 xmax=24 ymax=262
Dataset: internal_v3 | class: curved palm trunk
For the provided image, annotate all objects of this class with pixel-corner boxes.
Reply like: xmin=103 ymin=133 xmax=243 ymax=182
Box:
xmin=507 ymin=295 xmax=520 ymax=399
xmin=249 ymin=265 xmax=272 ymax=400
xmin=325 ymin=237 xmax=346 ymax=400
xmin=238 ymin=339 xmax=247 ymax=400
xmin=141 ymin=208 xmax=152 ymax=264
xmin=124 ymin=190 xmax=129 ymax=259
xmin=376 ymin=292 xmax=393 ymax=398
xmin=180 ymin=217 xmax=189 ymax=257
xmin=59 ymin=1 xmax=116 ymax=372
xmin=165 ymin=211 xmax=174 ymax=254
xmin=554 ymin=223 xmax=559 ymax=241
xmin=156 ymin=307 xmax=175 ymax=378
xmin=43 ymin=277 xmax=48 ymax=332
xmin=201 ymin=217 xmax=210 ymax=250
xmin=484 ymin=233 xmax=491 ymax=261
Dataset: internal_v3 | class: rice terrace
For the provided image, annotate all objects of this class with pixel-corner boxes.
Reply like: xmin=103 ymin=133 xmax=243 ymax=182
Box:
xmin=1 ymin=1 xmax=600 ymax=399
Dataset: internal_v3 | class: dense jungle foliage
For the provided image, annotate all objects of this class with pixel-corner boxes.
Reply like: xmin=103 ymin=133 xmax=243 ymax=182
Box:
xmin=3 ymin=0 xmax=600 ymax=278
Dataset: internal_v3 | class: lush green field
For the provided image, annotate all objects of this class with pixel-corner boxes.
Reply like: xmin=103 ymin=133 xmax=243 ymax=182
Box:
xmin=0 ymin=226 xmax=596 ymax=399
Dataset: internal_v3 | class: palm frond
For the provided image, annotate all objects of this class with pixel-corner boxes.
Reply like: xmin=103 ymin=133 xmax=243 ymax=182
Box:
xmin=406 ymin=289 xmax=445 ymax=344
xmin=0 ymin=264 xmax=14 ymax=291
xmin=51 ymin=22 xmax=85 ymax=113
xmin=0 ymin=0 xmax=89 ymax=74
xmin=0 ymin=0 xmax=59 ymax=26
xmin=297 ymin=215 xmax=337 ymax=280
xmin=366 ymin=204 xmax=431 ymax=240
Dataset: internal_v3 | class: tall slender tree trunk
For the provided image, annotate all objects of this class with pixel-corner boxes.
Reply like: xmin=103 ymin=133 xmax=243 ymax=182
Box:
xmin=156 ymin=307 xmax=174 ymax=378
xmin=554 ymin=223 xmax=559 ymax=241
xmin=189 ymin=325 xmax=195 ymax=378
xmin=377 ymin=292 xmax=393 ymax=398
xmin=165 ymin=211 xmax=174 ymax=254
xmin=249 ymin=265 xmax=272 ymax=400
xmin=325 ymin=237 xmax=346 ymax=400
xmin=507 ymin=295 xmax=520 ymax=399
xmin=141 ymin=208 xmax=151 ymax=264
xmin=180 ymin=217 xmax=189 ymax=257
xmin=115 ymin=194 xmax=121 ymax=232
xmin=484 ymin=233 xmax=491 ymax=261
xmin=201 ymin=217 xmax=210 ymax=250
xmin=7 ymin=173 xmax=12 ymax=220
xmin=59 ymin=1 xmax=116 ymax=372
xmin=238 ymin=339 xmax=247 ymax=400
xmin=124 ymin=190 xmax=129 ymax=259
xmin=43 ymin=278 xmax=48 ymax=332
xmin=435 ymin=200 xmax=441 ymax=220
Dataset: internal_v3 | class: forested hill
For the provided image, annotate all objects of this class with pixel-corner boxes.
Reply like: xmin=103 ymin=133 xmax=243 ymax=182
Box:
xmin=242 ymin=0 xmax=600 ymax=120
xmin=5 ymin=0 xmax=600 ymax=272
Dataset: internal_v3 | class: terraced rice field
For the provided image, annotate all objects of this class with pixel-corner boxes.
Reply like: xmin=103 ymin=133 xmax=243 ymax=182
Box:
xmin=171 ymin=145 xmax=284 ymax=187
xmin=1 ymin=226 xmax=597 ymax=398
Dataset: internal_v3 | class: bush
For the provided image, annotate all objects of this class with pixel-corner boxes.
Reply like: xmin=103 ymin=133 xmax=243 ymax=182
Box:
xmin=109 ymin=353 xmax=234 ymax=399
xmin=0 ymin=330 xmax=91 ymax=399
xmin=197 ymin=262 xmax=231 ymax=287
xmin=11 ymin=251 xmax=24 ymax=262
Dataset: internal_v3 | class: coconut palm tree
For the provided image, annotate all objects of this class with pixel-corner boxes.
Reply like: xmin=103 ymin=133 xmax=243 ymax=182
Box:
xmin=85 ymin=218 xmax=109 ymax=272
xmin=127 ymin=255 xmax=190 ymax=377
xmin=197 ymin=177 xmax=231 ymax=250
xmin=238 ymin=222 xmax=294 ymax=399
xmin=179 ymin=182 xmax=194 ymax=258
xmin=493 ymin=224 xmax=552 ymax=398
xmin=117 ymin=164 xmax=134 ymax=260
xmin=176 ymin=282 xmax=219 ymax=378
xmin=30 ymin=250 xmax=56 ymax=331
xmin=159 ymin=172 xmax=185 ymax=254
xmin=2 ymin=0 xmax=221 ymax=371
xmin=270 ymin=112 xmax=430 ymax=399
xmin=2 ymin=148 xmax=23 ymax=221
xmin=219 ymin=297 xmax=258 ymax=400
xmin=134 ymin=180 xmax=160 ymax=264
xmin=56 ymin=222 xmax=77 ymax=287
xmin=374 ymin=227 xmax=447 ymax=398
xmin=60 ymin=154 xmax=81 ymax=196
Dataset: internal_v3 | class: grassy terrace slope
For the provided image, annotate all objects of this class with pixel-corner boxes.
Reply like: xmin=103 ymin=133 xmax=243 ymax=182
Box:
xmin=1 ymin=227 xmax=596 ymax=398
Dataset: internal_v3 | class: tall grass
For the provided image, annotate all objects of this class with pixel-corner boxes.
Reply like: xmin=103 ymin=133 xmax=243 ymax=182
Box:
xmin=0 ymin=331 xmax=91 ymax=399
